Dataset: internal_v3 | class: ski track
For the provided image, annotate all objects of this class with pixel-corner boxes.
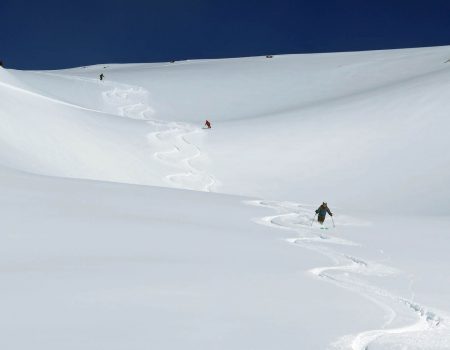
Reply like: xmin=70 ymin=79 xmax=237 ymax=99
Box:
xmin=247 ymin=199 xmax=450 ymax=350
xmin=104 ymin=85 xmax=218 ymax=193
xmin=41 ymin=72 xmax=217 ymax=192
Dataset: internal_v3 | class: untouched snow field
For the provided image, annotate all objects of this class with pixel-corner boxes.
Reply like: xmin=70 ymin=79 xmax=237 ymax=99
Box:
xmin=1 ymin=46 xmax=450 ymax=349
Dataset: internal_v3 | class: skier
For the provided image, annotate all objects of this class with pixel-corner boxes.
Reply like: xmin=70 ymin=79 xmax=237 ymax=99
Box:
xmin=99 ymin=73 xmax=104 ymax=81
xmin=204 ymin=120 xmax=211 ymax=129
xmin=315 ymin=202 xmax=333 ymax=225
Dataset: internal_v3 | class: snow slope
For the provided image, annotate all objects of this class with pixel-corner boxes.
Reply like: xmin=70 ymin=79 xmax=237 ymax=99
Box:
xmin=4 ymin=45 xmax=450 ymax=212
xmin=1 ymin=46 xmax=450 ymax=349
xmin=0 ymin=167 xmax=388 ymax=350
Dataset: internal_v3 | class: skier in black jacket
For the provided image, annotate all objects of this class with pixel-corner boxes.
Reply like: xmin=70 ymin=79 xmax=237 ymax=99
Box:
xmin=315 ymin=202 xmax=333 ymax=224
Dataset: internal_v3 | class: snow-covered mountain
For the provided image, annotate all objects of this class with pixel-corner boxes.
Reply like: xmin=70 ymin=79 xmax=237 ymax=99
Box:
xmin=1 ymin=46 xmax=449 ymax=349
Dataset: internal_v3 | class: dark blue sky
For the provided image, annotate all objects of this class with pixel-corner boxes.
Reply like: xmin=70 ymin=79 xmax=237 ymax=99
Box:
xmin=1 ymin=0 xmax=450 ymax=70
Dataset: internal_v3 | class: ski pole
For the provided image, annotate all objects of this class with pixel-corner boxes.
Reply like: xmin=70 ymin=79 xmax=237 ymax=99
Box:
xmin=331 ymin=216 xmax=335 ymax=228
xmin=311 ymin=214 xmax=317 ymax=227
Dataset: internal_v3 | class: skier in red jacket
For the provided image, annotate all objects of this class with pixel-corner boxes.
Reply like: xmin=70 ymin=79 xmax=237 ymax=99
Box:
xmin=204 ymin=120 xmax=211 ymax=129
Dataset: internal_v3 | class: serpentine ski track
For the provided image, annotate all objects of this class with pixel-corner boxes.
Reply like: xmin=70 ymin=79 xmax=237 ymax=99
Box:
xmin=248 ymin=200 xmax=450 ymax=350
xmin=104 ymin=85 xmax=217 ymax=192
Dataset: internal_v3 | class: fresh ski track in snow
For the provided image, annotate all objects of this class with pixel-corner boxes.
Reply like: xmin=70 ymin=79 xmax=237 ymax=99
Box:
xmin=40 ymin=72 xmax=217 ymax=192
xmin=150 ymin=126 xmax=216 ymax=192
xmin=102 ymin=82 xmax=217 ymax=192
xmin=248 ymin=200 xmax=450 ymax=350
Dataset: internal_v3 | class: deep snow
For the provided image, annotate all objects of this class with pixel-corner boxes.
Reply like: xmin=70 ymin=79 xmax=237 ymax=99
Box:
xmin=1 ymin=46 xmax=450 ymax=349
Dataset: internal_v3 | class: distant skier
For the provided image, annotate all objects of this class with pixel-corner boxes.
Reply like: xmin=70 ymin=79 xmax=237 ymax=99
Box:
xmin=315 ymin=202 xmax=333 ymax=224
xmin=204 ymin=120 xmax=211 ymax=129
xmin=99 ymin=73 xmax=104 ymax=81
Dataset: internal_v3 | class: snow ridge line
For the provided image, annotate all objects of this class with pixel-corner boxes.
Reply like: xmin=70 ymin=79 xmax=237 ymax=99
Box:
xmin=247 ymin=199 xmax=450 ymax=350
xmin=0 ymin=80 xmax=112 ymax=116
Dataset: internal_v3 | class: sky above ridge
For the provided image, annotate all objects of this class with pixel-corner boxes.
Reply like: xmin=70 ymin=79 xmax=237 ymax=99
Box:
xmin=1 ymin=0 xmax=450 ymax=70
